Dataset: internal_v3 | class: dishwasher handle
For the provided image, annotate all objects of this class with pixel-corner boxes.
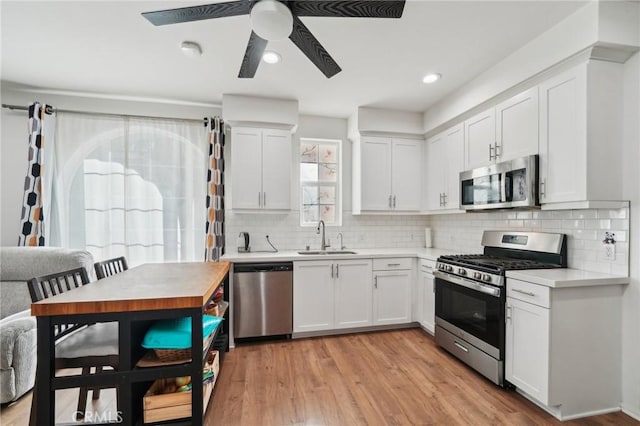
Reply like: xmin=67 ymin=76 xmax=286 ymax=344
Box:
xmin=234 ymin=262 xmax=293 ymax=273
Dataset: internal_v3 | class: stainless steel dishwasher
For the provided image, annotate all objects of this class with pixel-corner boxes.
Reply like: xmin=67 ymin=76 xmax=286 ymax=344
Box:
xmin=233 ymin=262 xmax=293 ymax=339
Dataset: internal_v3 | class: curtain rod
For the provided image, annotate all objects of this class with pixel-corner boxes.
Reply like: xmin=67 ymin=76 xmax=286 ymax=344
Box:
xmin=1 ymin=103 xmax=206 ymax=123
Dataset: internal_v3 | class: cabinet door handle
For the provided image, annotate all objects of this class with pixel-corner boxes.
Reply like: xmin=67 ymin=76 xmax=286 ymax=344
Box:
xmin=387 ymin=263 xmax=401 ymax=267
xmin=489 ymin=143 xmax=494 ymax=161
xmin=506 ymin=305 xmax=512 ymax=322
xmin=258 ymin=192 xmax=262 ymax=207
xmin=331 ymin=264 xmax=334 ymax=278
xmin=263 ymin=192 xmax=266 ymax=207
xmin=512 ymin=288 xmax=536 ymax=297
xmin=393 ymin=195 xmax=396 ymax=208
xmin=494 ymin=142 xmax=500 ymax=159
xmin=540 ymin=179 xmax=546 ymax=198
xmin=388 ymin=195 xmax=392 ymax=208
xmin=442 ymin=193 xmax=447 ymax=206
xmin=439 ymin=193 xmax=444 ymax=207
xmin=374 ymin=276 xmax=378 ymax=289
xmin=336 ymin=264 xmax=339 ymax=278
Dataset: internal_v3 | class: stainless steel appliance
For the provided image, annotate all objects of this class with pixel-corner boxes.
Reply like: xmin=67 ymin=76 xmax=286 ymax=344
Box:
xmin=434 ymin=231 xmax=566 ymax=386
xmin=460 ymin=154 xmax=538 ymax=210
xmin=237 ymin=232 xmax=250 ymax=253
xmin=233 ymin=262 xmax=293 ymax=339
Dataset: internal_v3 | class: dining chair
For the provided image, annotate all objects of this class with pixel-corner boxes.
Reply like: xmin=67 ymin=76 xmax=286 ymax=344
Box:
xmin=94 ymin=256 xmax=129 ymax=279
xmin=27 ymin=267 xmax=119 ymax=420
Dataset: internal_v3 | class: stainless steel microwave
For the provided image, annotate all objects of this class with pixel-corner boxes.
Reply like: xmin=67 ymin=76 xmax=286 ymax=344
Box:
xmin=460 ymin=154 xmax=539 ymax=210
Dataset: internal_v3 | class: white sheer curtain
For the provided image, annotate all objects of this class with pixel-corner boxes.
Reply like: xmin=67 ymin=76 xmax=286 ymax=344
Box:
xmin=52 ymin=113 xmax=207 ymax=266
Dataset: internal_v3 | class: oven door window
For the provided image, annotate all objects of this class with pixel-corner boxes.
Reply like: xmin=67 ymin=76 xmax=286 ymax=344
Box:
xmin=461 ymin=174 xmax=502 ymax=206
xmin=435 ymin=277 xmax=502 ymax=351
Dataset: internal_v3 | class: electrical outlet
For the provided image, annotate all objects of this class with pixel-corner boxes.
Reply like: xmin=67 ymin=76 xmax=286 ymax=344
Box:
xmin=602 ymin=243 xmax=616 ymax=261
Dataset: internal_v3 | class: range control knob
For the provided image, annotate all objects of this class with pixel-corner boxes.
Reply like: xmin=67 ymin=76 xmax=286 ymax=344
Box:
xmin=482 ymin=274 xmax=491 ymax=283
xmin=458 ymin=268 xmax=466 ymax=276
xmin=473 ymin=272 xmax=482 ymax=280
xmin=446 ymin=265 xmax=453 ymax=272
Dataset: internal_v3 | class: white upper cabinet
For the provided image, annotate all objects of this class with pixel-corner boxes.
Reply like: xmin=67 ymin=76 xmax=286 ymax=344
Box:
xmin=360 ymin=137 xmax=393 ymax=211
xmin=496 ymin=87 xmax=539 ymax=162
xmin=230 ymin=127 xmax=291 ymax=211
xmin=426 ymin=124 xmax=464 ymax=211
xmin=356 ymin=136 xmax=422 ymax=213
xmin=464 ymin=88 xmax=539 ymax=170
xmin=538 ymin=61 xmax=624 ymax=207
xmin=464 ymin=108 xmax=496 ymax=169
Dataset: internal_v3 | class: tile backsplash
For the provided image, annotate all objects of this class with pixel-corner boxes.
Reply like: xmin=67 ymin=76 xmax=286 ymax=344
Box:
xmin=225 ymin=212 xmax=430 ymax=252
xmin=429 ymin=208 xmax=629 ymax=276
xmin=225 ymin=207 xmax=629 ymax=276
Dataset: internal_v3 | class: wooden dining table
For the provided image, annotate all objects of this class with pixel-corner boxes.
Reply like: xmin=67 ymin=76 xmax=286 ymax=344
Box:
xmin=30 ymin=261 xmax=231 ymax=426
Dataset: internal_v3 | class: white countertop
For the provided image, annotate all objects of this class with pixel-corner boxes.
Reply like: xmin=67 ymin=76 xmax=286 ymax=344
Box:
xmin=222 ymin=247 xmax=629 ymax=288
xmin=506 ymin=268 xmax=629 ymax=288
xmin=221 ymin=247 xmax=456 ymax=263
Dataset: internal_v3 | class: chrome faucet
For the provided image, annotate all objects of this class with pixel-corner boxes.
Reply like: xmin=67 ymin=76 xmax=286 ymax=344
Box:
xmin=317 ymin=220 xmax=330 ymax=251
xmin=337 ymin=232 xmax=345 ymax=250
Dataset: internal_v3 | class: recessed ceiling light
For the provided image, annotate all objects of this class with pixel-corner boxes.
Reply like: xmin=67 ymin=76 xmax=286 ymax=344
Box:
xmin=263 ymin=51 xmax=281 ymax=64
xmin=422 ymin=73 xmax=441 ymax=84
xmin=180 ymin=41 xmax=202 ymax=57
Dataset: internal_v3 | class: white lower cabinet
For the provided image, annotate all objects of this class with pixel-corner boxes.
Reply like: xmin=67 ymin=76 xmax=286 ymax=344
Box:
xmin=334 ymin=260 xmax=373 ymax=329
xmin=505 ymin=296 xmax=549 ymax=403
xmin=505 ymin=278 xmax=624 ymax=420
xmin=372 ymin=259 xmax=413 ymax=325
xmin=293 ymin=259 xmax=372 ymax=333
xmin=418 ymin=259 xmax=435 ymax=333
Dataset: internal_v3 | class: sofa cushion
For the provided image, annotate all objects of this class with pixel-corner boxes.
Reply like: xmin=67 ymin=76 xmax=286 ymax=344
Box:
xmin=1 ymin=281 xmax=32 ymax=319
xmin=0 ymin=247 xmax=94 ymax=320
xmin=0 ymin=316 xmax=37 ymax=369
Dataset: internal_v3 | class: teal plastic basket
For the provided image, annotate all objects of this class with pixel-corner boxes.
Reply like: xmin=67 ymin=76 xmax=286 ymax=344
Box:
xmin=141 ymin=315 xmax=223 ymax=350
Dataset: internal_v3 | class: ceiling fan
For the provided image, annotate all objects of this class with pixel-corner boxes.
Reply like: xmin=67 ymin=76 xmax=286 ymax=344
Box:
xmin=142 ymin=0 xmax=406 ymax=79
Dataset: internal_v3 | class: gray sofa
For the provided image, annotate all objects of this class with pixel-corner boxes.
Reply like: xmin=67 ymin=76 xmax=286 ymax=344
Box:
xmin=0 ymin=247 xmax=94 ymax=403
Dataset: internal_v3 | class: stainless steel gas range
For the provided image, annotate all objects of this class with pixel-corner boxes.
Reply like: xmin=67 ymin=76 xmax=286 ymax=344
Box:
xmin=433 ymin=231 xmax=567 ymax=387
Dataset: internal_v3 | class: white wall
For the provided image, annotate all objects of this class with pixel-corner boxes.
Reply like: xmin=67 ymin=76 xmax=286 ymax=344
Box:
xmin=621 ymin=51 xmax=640 ymax=420
xmin=0 ymin=86 xmax=221 ymax=246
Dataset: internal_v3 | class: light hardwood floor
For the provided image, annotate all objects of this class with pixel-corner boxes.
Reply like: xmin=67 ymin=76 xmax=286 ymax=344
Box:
xmin=2 ymin=329 xmax=637 ymax=425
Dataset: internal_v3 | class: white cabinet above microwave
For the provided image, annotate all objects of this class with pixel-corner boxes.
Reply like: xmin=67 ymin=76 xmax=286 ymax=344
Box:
xmin=464 ymin=87 xmax=539 ymax=170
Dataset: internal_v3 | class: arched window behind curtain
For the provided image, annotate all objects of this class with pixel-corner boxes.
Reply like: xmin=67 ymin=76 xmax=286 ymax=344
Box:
xmin=52 ymin=113 xmax=206 ymax=266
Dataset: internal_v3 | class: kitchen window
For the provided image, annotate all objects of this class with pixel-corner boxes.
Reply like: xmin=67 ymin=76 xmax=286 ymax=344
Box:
xmin=299 ymin=138 xmax=342 ymax=226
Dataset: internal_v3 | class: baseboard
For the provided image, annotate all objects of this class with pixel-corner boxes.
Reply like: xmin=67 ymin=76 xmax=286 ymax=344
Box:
xmin=292 ymin=322 xmax=418 ymax=339
xmin=516 ymin=389 xmax=621 ymax=421
xmin=622 ymin=404 xmax=640 ymax=421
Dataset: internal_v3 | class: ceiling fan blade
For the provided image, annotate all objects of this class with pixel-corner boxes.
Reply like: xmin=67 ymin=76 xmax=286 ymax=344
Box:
xmin=291 ymin=1 xmax=405 ymax=18
xmin=238 ymin=31 xmax=268 ymax=78
xmin=289 ymin=16 xmax=341 ymax=78
xmin=142 ymin=0 xmax=252 ymax=26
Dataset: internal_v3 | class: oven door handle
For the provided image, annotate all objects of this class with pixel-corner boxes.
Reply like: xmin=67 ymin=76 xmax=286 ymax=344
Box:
xmin=434 ymin=271 xmax=501 ymax=297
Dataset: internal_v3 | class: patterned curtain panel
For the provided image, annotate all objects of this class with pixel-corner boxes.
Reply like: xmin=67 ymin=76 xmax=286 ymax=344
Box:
xmin=18 ymin=102 xmax=56 ymax=246
xmin=204 ymin=117 xmax=225 ymax=261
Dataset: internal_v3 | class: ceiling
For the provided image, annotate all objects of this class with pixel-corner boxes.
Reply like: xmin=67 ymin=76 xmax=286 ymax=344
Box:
xmin=1 ymin=1 xmax=587 ymax=118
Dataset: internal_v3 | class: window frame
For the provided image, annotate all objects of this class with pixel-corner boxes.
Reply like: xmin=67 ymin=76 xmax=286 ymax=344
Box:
xmin=299 ymin=138 xmax=343 ymax=227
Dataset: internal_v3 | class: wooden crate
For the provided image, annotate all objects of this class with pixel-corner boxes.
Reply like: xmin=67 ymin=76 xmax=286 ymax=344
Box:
xmin=143 ymin=351 xmax=220 ymax=423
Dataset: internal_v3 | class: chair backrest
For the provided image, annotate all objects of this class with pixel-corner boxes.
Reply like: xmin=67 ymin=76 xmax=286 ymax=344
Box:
xmin=27 ymin=267 xmax=91 ymax=339
xmin=94 ymin=256 xmax=128 ymax=280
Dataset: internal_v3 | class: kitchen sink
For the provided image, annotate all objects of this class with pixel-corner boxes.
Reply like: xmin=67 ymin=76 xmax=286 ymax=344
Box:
xmin=297 ymin=250 xmax=357 ymax=255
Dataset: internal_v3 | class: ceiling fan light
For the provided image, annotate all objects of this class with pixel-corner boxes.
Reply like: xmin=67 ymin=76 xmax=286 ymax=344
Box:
xmin=250 ymin=0 xmax=293 ymax=41
xmin=422 ymin=73 xmax=441 ymax=84
xmin=263 ymin=50 xmax=281 ymax=64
